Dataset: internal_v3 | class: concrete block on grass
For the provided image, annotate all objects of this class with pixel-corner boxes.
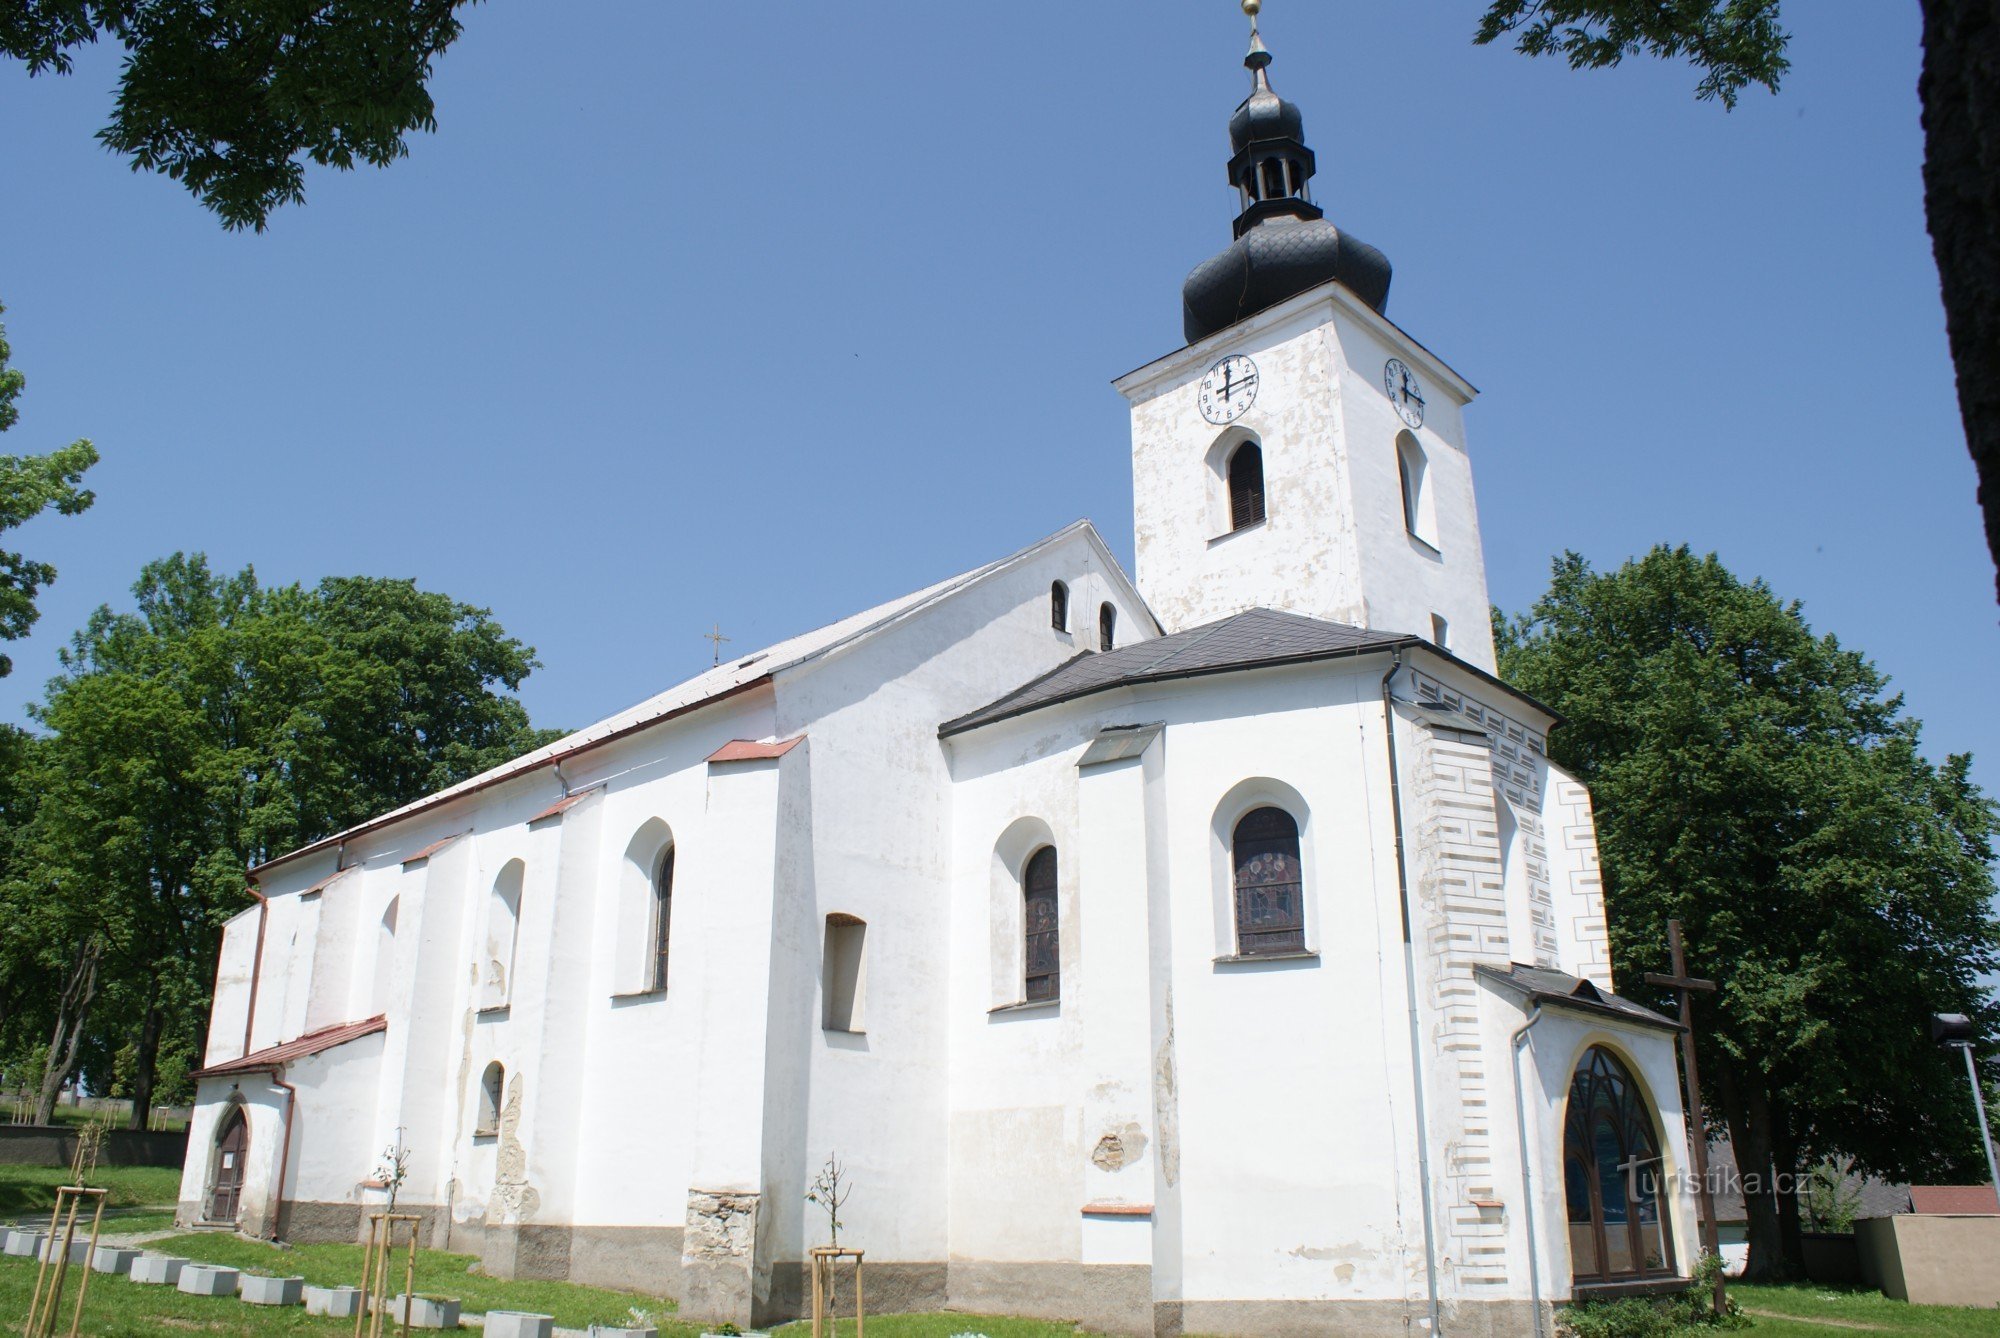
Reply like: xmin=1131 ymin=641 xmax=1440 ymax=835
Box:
xmin=484 ymin=1312 xmax=554 ymax=1338
xmin=129 ymin=1255 xmax=187 ymax=1285
xmin=39 ymin=1236 xmax=91 ymax=1264
xmin=587 ymin=1327 xmax=658 ymax=1338
xmin=391 ymin=1294 xmax=461 ymax=1329
xmin=3 ymin=1231 xmax=46 ymax=1258
xmin=90 ymin=1246 xmax=140 ymax=1275
xmin=177 ymin=1265 xmax=240 ymax=1297
xmin=240 ymin=1274 xmax=304 ymax=1306
xmin=304 ymin=1284 xmax=363 ymax=1317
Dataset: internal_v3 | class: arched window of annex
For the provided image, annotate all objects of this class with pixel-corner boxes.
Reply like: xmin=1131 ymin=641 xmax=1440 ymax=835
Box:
xmin=1564 ymin=1045 xmax=1677 ymax=1285
xmin=206 ymin=1098 xmax=250 ymax=1224
xmin=1022 ymin=846 xmax=1060 ymax=1003
xmin=1203 ymin=428 xmax=1266 ymax=537
xmin=1097 ymin=603 xmax=1117 ymax=653
xmin=1397 ymin=430 xmax=1439 ymax=551
xmin=372 ymin=896 xmax=400 ymax=1016
xmin=1050 ymin=581 xmax=1070 ymax=633
xmin=1209 ymin=779 xmax=1314 ymax=960
xmin=989 ymin=816 xmax=1061 ymax=1011
xmin=476 ymin=1061 xmax=504 ymax=1138
xmin=482 ymin=859 xmax=524 ymax=1010
xmin=617 ymin=819 xmax=675 ymax=997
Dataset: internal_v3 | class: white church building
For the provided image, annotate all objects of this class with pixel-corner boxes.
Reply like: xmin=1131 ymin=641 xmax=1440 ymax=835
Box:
xmin=181 ymin=11 xmax=1702 ymax=1335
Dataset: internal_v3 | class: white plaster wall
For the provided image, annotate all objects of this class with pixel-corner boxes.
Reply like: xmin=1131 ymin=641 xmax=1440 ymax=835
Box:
xmin=204 ymin=906 xmax=261 ymax=1067
xmin=944 ymin=659 xmax=1436 ymax=1308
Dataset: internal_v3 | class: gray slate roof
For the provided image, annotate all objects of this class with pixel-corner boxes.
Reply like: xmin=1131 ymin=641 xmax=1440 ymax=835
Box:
xmin=940 ymin=608 xmax=1417 ymax=737
xmin=1474 ymin=962 xmax=1683 ymax=1033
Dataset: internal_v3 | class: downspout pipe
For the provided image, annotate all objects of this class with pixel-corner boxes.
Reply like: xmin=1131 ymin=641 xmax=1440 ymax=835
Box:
xmin=1381 ymin=650 xmax=1443 ymax=1334
xmin=1510 ymin=1005 xmax=1549 ymax=1338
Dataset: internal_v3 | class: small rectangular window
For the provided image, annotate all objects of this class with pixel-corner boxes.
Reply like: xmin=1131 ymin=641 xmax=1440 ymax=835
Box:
xmin=1431 ymin=614 xmax=1450 ymax=650
xmin=823 ymin=914 xmax=867 ymax=1033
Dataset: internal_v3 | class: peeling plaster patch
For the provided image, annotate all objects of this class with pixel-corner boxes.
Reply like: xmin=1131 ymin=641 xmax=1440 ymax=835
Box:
xmin=1152 ymin=994 xmax=1180 ymax=1188
xmin=1335 ymin=1262 xmax=1356 ymax=1285
xmin=683 ymin=1191 xmax=757 ymax=1261
xmin=486 ymin=1074 xmax=538 ymax=1224
xmin=1090 ymin=1122 xmax=1148 ymax=1172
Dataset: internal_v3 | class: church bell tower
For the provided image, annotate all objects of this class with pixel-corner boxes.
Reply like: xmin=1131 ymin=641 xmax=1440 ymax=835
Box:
xmin=1114 ymin=1 xmax=1498 ymax=673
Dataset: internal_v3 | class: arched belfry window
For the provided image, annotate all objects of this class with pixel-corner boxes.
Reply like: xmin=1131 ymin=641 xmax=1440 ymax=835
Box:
xmin=1398 ymin=430 xmax=1438 ymax=549
xmin=1231 ymin=807 xmax=1303 ymax=955
xmin=1051 ymin=581 xmax=1070 ymax=633
xmin=1023 ymin=846 xmax=1059 ymax=1003
xmin=650 ymin=846 xmax=674 ymax=991
xmin=1564 ymin=1047 xmax=1676 ymax=1284
xmin=1098 ymin=603 xmax=1117 ymax=653
xmin=1228 ymin=442 xmax=1265 ymax=531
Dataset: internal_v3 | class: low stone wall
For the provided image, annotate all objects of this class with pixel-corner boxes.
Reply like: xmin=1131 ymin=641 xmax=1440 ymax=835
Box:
xmin=1856 ymin=1214 xmax=2000 ymax=1307
xmin=0 ymin=1125 xmax=188 ymax=1169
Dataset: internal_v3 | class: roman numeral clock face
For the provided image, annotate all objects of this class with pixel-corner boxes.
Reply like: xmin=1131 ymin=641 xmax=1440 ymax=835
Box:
xmin=1198 ymin=354 xmax=1259 ymax=425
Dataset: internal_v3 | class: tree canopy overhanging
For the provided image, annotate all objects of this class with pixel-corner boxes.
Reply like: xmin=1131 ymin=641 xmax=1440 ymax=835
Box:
xmin=1474 ymin=0 xmax=2000 ymax=602
xmin=1496 ymin=546 xmax=2000 ymax=1282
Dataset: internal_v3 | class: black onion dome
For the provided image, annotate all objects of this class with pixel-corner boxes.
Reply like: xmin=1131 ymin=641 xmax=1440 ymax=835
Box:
xmin=1180 ymin=11 xmax=1392 ymax=344
xmin=1229 ymin=83 xmax=1303 ymax=152
xmin=1182 ymin=219 xmax=1392 ymax=344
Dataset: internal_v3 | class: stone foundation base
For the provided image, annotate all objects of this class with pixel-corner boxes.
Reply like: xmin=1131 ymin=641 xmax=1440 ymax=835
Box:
xmin=949 ymin=1261 xmax=1153 ymax=1335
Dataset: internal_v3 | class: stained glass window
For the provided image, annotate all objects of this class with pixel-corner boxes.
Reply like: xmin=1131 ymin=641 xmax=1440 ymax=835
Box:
xmin=1232 ymin=806 xmax=1304 ymax=955
xmin=1024 ymin=846 xmax=1060 ymax=1002
xmin=1564 ymin=1046 xmax=1677 ymax=1285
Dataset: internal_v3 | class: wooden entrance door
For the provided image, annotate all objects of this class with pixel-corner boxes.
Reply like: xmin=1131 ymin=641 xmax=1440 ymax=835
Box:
xmin=209 ymin=1109 xmax=248 ymax=1221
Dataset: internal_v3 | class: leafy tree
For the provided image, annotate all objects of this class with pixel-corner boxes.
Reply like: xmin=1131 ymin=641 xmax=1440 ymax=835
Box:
xmin=0 ymin=300 xmax=98 ymax=676
xmin=1496 ymin=547 xmax=2000 ymax=1281
xmin=2 ymin=0 xmax=477 ymax=230
xmin=1474 ymin=2 xmax=2000 ymax=603
xmin=2 ymin=552 xmax=559 ymax=1126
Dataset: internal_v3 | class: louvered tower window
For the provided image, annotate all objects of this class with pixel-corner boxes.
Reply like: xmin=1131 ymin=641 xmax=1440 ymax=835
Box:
xmin=1228 ymin=443 xmax=1265 ymax=530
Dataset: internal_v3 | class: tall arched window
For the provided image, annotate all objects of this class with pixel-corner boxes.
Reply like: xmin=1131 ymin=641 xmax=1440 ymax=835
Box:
xmin=476 ymin=1061 xmax=504 ymax=1137
xmin=1050 ymin=581 xmax=1070 ymax=632
xmin=1228 ymin=442 xmax=1266 ymax=531
xmin=1023 ymin=846 xmax=1060 ymax=1003
xmin=650 ymin=847 xmax=675 ymax=991
xmin=483 ymin=860 xmax=523 ymax=1008
xmin=1564 ymin=1047 xmax=1676 ymax=1284
xmin=373 ymin=897 xmax=400 ymax=1014
xmin=1098 ymin=603 xmax=1117 ymax=653
xmin=1232 ymin=807 xmax=1304 ymax=955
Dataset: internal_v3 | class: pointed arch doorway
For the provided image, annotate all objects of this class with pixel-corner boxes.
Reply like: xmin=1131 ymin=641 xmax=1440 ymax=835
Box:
xmin=209 ymin=1106 xmax=249 ymax=1222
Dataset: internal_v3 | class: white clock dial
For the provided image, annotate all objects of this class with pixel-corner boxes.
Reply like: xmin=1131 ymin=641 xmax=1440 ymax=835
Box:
xmin=1198 ymin=354 xmax=1260 ymax=425
xmin=1383 ymin=358 xmax=1425 ymax=429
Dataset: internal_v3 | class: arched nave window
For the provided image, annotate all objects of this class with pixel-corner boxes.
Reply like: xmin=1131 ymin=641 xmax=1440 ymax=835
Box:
xmin=650 ymin=846 xmax=675 ymax=992
xmin=1050 ymin=581 xmax=1070 ymax=632
xmin=1232 ymin=806 xmax=1304 ymax=955
xmin=476 ymin=1061 xmax=504 ymax=1138
xmin=1098 ymin=603 xmax=1117 ymax=653
xmin=1564 ymin=1046 xmax=1676 ymax=1284
xmin=1227 ymin=442 xmax=1265 ymax=531
xmin=484 ymin=860 xmax=523 ymax=1008
xmin=1023 ymin=846 xmax=1060 ymax=1003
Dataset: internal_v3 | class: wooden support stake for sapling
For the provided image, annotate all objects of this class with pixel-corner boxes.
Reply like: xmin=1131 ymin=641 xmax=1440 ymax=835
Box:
xmin=25 ymin=1186 xmax=106 ymax=1338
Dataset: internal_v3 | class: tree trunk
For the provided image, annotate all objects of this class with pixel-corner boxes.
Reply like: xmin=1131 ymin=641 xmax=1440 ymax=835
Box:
xmin=1918 ymin=0 xmax=2000 ymax=601
xmin=1718 ymin=1063 xmax=1790 ymax=1282
xmin=33 ymin=938 xmax=101 ymax=1125
xmin=1772 ymin=1095 xmax=1809 ymax=1278
xmin=128 ymin=996 xmax=163 ymax=1131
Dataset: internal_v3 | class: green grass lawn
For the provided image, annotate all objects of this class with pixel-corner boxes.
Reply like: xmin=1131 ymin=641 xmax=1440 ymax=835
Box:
xmin=1734 ymin=1283 xmax=2000 ymax=1335
xmin=0 ymin=1163 xmax=183 ymax=1233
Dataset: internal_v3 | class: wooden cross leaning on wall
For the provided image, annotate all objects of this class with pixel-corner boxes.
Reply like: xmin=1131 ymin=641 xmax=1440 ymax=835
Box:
xmin=1643 ymin=919 xmax=1727 ymax=1316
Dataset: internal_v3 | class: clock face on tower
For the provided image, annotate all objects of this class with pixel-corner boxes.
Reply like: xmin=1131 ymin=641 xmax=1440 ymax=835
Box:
xmin=1198 ymin=354 xmax=1259 ymax=425
xmin=1383 ymin=358 xmax=1425 ymax=429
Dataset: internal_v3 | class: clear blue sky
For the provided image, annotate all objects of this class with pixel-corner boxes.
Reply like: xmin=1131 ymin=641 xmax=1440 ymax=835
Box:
xmin=0 ymin=2 xmax=1992 ymax=811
